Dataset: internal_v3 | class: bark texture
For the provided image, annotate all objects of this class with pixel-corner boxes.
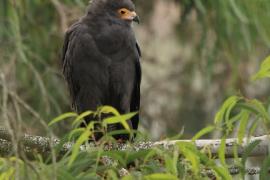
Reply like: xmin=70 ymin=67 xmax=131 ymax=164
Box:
xmin=0 ymin=127 xmax=269 ymax=176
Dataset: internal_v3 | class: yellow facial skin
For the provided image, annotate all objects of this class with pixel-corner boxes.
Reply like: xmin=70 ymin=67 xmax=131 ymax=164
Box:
xmin=117 ymin=8 xmax=138 ymax=22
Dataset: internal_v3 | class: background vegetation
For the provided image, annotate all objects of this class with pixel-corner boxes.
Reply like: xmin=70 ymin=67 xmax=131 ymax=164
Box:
xmin=1 ymin=0 xmax=270 ymax=138
xmin=1 ymin=0 xmax=270 ymax=179
xmin=2 ymin=0 xmax=270 ymax=139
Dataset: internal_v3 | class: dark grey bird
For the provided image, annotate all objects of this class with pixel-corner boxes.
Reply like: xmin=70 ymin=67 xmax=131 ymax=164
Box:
xmin=61 ymin=0 xmax=141 ymax=140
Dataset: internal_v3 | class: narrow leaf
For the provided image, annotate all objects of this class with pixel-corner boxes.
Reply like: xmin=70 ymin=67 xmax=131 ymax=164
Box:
xmin=48 ymin=112 xmax=77 ymax=126
xmin=72 ymin=111 xmax=94 ymax=127
xmin=144 ymin=173 xmax=178 ymax=180
xmin=237 ymin=110 xmax=250 ymax=144
xmin=252 ymin=56 xmax=270 ymax=81
xmin=192 ymin=125 xmax=215 ymax=141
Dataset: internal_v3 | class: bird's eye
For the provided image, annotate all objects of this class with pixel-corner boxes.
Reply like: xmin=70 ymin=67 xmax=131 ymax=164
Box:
xmin=118 ymin=8 xmax=128 ymax=15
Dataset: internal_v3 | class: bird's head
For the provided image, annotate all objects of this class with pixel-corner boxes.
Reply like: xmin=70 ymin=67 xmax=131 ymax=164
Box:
xmin=89 ymin=0 xmax=140 ymax=24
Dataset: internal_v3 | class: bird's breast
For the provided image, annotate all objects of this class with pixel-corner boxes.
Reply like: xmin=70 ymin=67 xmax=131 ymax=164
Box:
xmin=94 ymin=25 xmax=135 ymax=57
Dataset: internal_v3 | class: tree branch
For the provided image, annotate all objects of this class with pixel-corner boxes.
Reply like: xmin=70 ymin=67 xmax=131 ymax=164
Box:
xmin=153 ymin=135 xmax=269 ymax=158
xmin=0 ymin=127 xmax=269 ymax=157
xmin=0 ymin=127 xmax=269 ymax=176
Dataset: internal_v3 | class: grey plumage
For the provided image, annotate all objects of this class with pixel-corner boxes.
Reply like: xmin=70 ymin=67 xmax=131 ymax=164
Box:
xmin=62 ymin=0 xmax=141 ymax=140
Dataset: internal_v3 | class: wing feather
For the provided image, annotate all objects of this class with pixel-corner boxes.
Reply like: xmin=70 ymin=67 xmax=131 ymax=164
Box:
xmin=62 ymin=23 xmax=110 ymax=112
xmin=130 ymin=42 xmax=142 ymax=130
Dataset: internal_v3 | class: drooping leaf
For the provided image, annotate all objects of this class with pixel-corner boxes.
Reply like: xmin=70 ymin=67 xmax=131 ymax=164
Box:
xmin=237 ymin=110 xmax=250 ymax=144
xmin=68 ymin=130 xmax=91 ymax=167
xmin=164 ymin=148 xmax=179 ymax=176
xmin=214 ymin=96 xmax=242 ymax=124
xmin=252 ymin=56 xmax=270 ymax=81
xmin=260 ymin=155 xmax=270 ymax=180
xmin=241 ymin=140 xmax=261 ymax=168
xmin=72 ymin=111 xmax=94 ymax=127
xmin=192 ymin=125 xmax=215 ymax=141
xmin=218 ymin=137 xmax=228 ymax=169
xmin=103 ymin=112 xmax=137 ymax=132
xmin=68 ymin=122 xmax=96 ymax=167
xmin=144 ymin=173 xmax=178 ymax=180
xmin=212 ymin=166 xmax=232 ymax=180
xmin=125 ymin=150 xmax=151 ymax=165
xmin=98 ymin=106 xmax=120 ymax=116
xmin=216 ymin=137 xmax=233 ymax=180
xmin=106 ymin=169 xmax=119 ymax=180
xmin=48 ymin=112 xmax=78 ymax=126
xmin=68 ymin=128 xmax=85 ymax=141
xmin=102 ymin=151 xmax=126 ymax=167
xmin=228 ymin=0 xmax=248 ymax=23
xmin=177 ymin=142 xmax=200 ymax=175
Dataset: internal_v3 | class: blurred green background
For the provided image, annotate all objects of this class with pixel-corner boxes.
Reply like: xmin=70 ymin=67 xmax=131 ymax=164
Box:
xmin=1 ymin=0 xmax=270 ymax=140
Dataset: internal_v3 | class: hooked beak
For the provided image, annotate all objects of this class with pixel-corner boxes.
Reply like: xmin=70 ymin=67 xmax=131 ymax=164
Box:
xmin=130 ymin=11 xmax=140 ymax=24
xmin=133 ymin=15 xmax=140 ymax=24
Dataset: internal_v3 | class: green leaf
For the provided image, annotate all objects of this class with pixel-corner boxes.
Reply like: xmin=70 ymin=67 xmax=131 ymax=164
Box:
xmin=121 ymin=175 xmax=134 ymax=180
xmin=143 ymin=149 xmax=159 ymax=164
xmin=241 ymin=140 xmax=261 ymax=168
xmin=57 ymin=169 xmax=75 ymax=180
xmin=237 ymin=110 xmax=250 ymax=144
xmin=214 ymin=96 xmax=242 ymax=124
xmin=102 ymin=151 xmax=126 ymax=167
xmin=98 ymin=106 xmax=120 ymax=116
xmin=194 ymin=0 xmax=206 ymax=14
xmin=72 ymin=111 xmax=94 ymax=127
xmin=248 ymin=99 xmax=270 ymax=123
xmin=103 ymin=112 xmax=137 ymax=132
xmin=218 ymin=137 xmax=226 ymax=166
xmin=248 ymin=119 xmax=259 ymax=137
xmin=192 ymin=125 xmax=215 ymax=141
xmin=107 ymin=170 xmax=119 ymax=180
xmin=68 ymin=131 xmax=91 ymax=167
xmin=260 ymin=155 xmax=270 ymax=180
xmin=228 ymin=0 xmax=248 ymax=23
xmin=212 ymin=166 xmax=232 ymax=180
xmin=164 ymin=148 xmax=179 ymax=176
xmin=217 ymin=137 xmax=232 ymax=179
xmin=226 ymin=113 xmax=243 ymax=134
xmin=48 ymin=112 xmax=78 ymax=126
xmin=144 ymin=173 xmax=178 ymax=180
xmin=172 ymin=148 xmax=179 ymax=176
xmin=68 ymin=125 xmax=93 ymax=167
xmin=68 ymin=128 xmax=85 ymax=141
xmin=125 ymin=150 xmax=151 ymax=164
xmin=67 ymin=152 xmax=97 ymax=174
xmin=240 ymin=99 xmax=270 ymax=128
xmin=252 ymin=56 xmax=270 ymax=81
xmin=177 ymin=142 xmax=200 ymax=175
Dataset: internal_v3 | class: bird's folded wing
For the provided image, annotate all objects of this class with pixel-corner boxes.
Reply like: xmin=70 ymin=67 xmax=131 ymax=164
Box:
xmin=130 ymin=42 xmax=142 ymax=130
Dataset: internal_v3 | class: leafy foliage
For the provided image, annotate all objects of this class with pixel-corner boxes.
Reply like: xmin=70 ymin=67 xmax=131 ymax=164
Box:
xmin=1 ymin=54 xmax=269 ymax=179
xmin=252 ymin=56 xmax=270 ymax=81
xmin=1 ymin=0 xmax=270 ymax=179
